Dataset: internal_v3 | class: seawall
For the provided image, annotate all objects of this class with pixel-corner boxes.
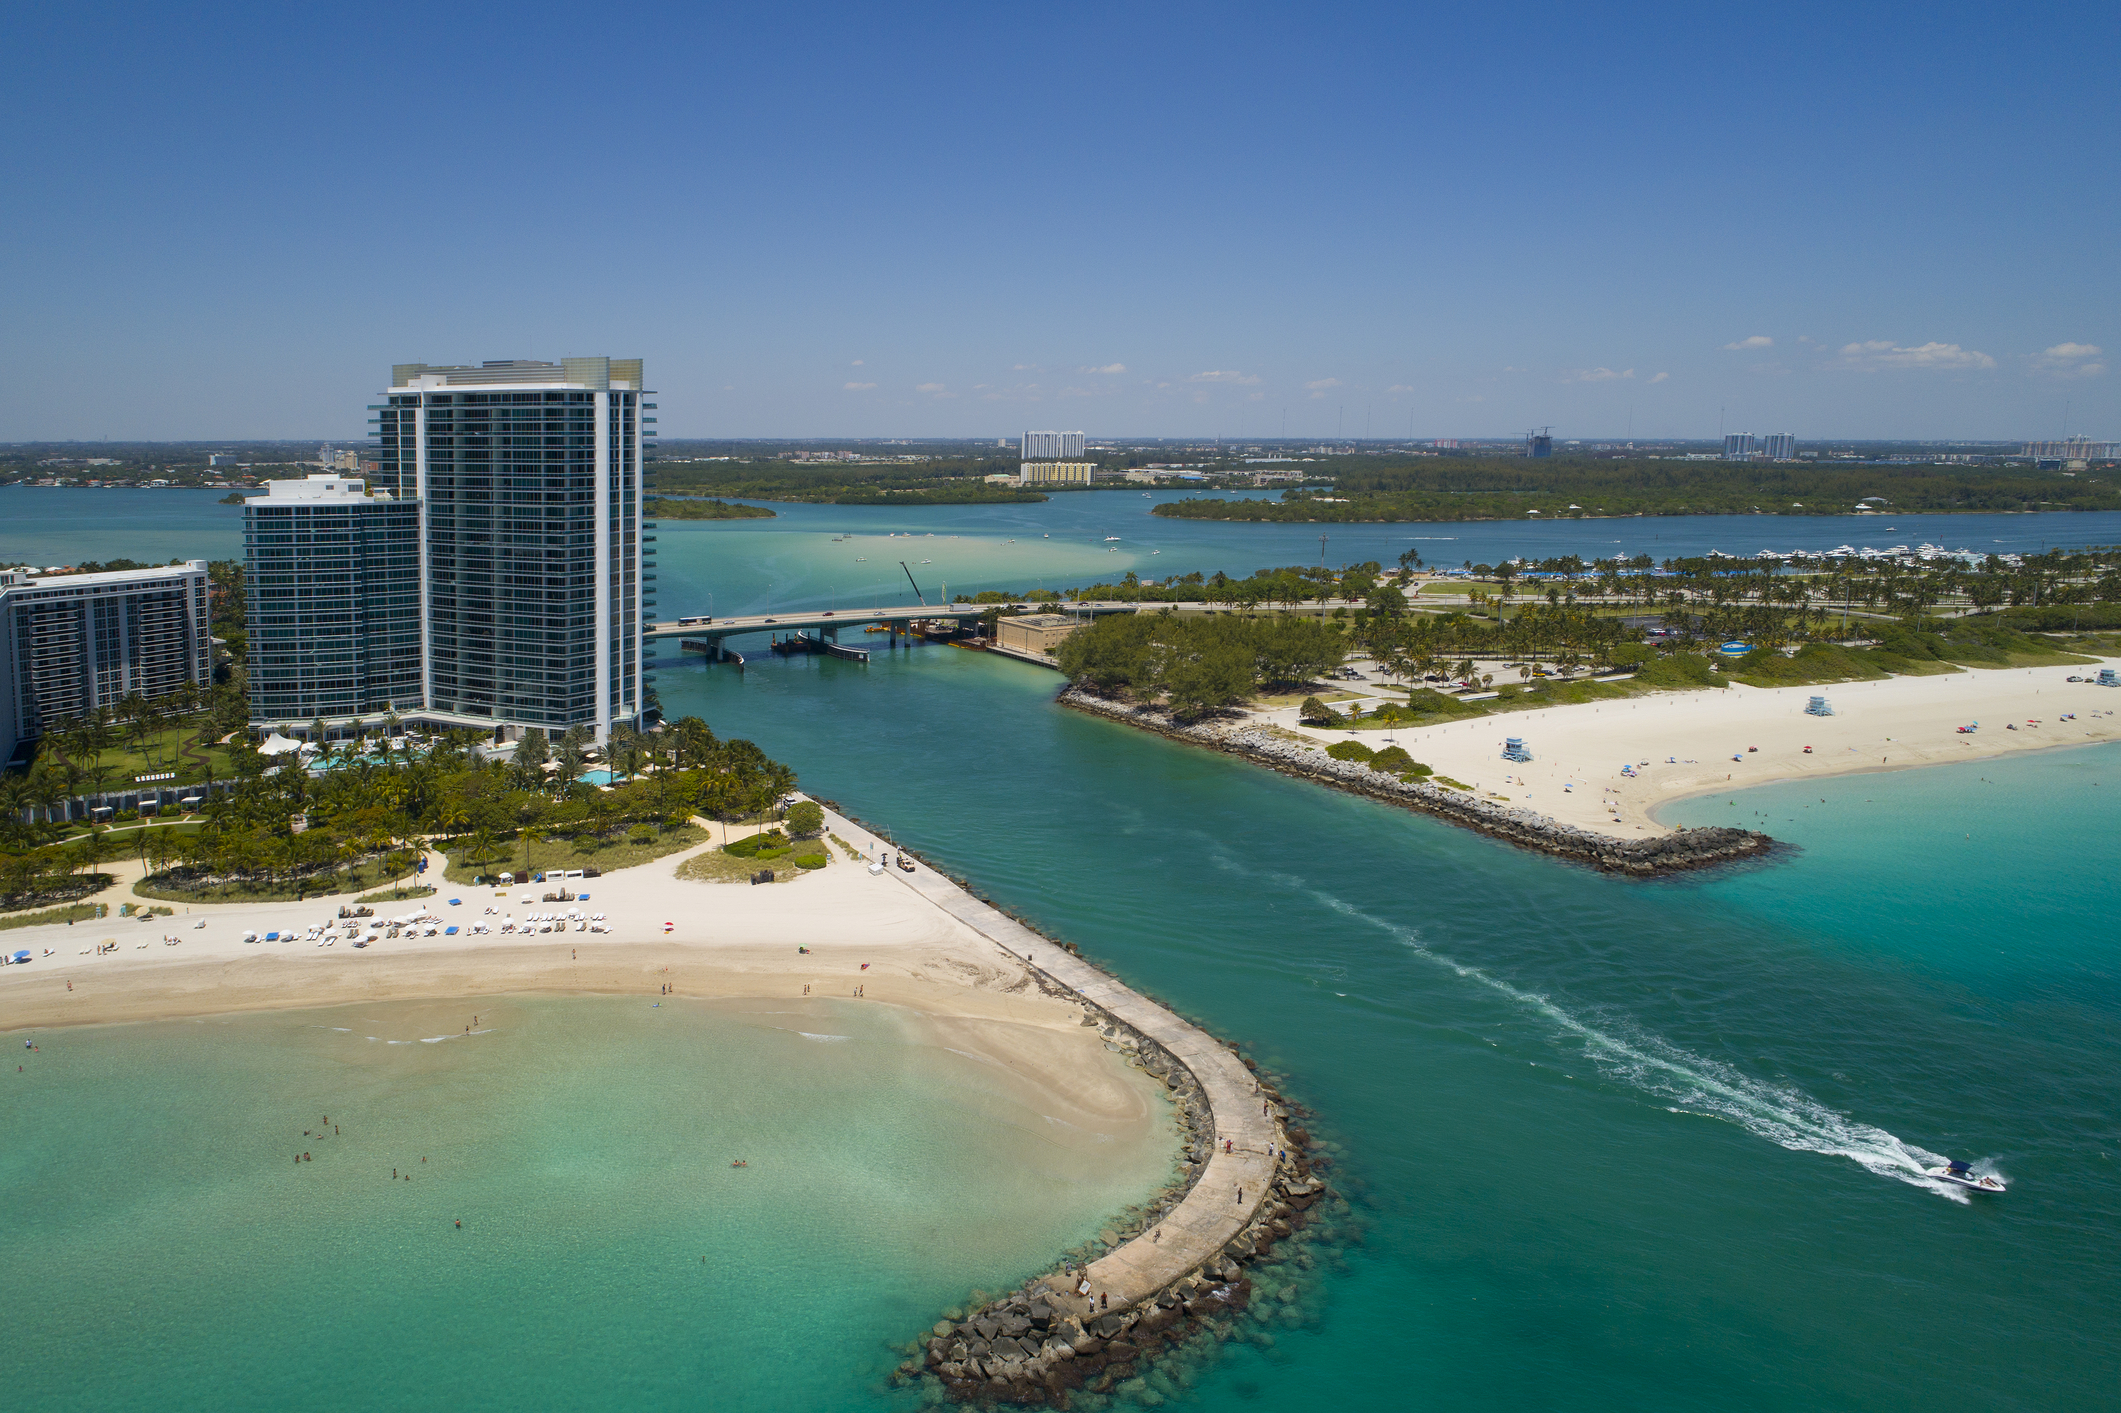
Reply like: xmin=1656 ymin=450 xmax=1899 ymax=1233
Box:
xmin=1057 ymin=686 xmax=1773 ymax=874
xmin=820 ymin=802 xmax=1328 ymax=1403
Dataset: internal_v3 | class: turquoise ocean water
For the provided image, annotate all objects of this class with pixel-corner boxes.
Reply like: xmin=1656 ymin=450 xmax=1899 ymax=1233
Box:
xmin=5 ymin=490 xmax=2121 ymax=1408
xmin=3 ymin=995 xmax=1174 ymax=1411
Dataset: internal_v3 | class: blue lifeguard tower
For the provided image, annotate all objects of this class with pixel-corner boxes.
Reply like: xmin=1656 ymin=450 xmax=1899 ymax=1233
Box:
xmin=1805 ymin=695 xmax=1833 ymax=716
xmin=1502 ymin=737 xmax=1532 ymax=762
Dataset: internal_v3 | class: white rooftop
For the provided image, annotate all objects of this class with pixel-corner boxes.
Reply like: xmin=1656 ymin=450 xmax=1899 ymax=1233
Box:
xmin=250 ymin=474 xmax=387 ymax=503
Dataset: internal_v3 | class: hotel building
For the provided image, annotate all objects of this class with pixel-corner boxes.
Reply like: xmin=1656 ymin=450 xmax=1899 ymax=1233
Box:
xmin=243 ymin=475 xmax=420 ymax=727
xmin=241 ymin=358 xmax=655 ymax=742
xmin=0 ymin=561 xmax=213 ymax=760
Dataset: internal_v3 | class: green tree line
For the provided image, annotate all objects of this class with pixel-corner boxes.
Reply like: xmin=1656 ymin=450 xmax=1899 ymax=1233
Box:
xmin=1152 ymin=456 xmax=2121 ymax=522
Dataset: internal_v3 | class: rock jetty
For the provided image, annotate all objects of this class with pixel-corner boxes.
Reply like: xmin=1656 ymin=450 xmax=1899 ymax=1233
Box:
xmin=864 ymin=818 xmax=1333 ymax=1405
xmin=1058 ymin=686 xmax=1772 ymax=874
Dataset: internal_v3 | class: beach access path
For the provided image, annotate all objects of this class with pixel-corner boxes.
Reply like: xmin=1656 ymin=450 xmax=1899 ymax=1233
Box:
xmin=1255 ymin=658 xmax=2121 ymax=839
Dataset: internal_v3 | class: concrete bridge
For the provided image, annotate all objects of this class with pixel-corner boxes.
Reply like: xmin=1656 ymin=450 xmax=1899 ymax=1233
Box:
xmin=646 ymin=600 xmax=1157 ymax=658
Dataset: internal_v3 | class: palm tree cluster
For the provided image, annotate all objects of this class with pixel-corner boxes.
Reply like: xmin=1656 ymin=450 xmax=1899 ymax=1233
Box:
xmin=1057 ymin=612 xmax=1348 ymax=717
xmin=1 ymin=715 xmax=796 ymax=905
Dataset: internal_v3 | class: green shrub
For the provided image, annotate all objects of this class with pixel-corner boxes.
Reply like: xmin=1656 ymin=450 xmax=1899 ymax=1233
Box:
xmin=1325 ymin=740 xmax=1375 ymax=762
xmin=1298 ymin=695 xmax=1341 ymax=724
xmin=724 ymin=830 xmax=788 ymax=859
xmin=794 ymin=852 xmax=828 ymax=870
xmin=785 ymin=801 xmax=825 ymax=838
xmin=1635 ymin=653 xmax=1725 ymax=689
xmin=1609 ymin=642 xmax=1654 ymax=667
xmin=1370 ymin=745 xmax=1415 ymax=773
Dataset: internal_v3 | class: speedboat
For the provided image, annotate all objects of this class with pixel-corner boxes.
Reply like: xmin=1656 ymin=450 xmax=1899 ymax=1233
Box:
xmin=1925 ymin=1160 xmax=2005 ymax=1193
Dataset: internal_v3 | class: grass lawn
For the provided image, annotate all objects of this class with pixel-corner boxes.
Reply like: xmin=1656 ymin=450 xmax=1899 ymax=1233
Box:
xmin=676 ymin=838 xmax=828 ymax=885
xmin=443 ymin=824 xmax=710 ymax=885
xmin=358 ymin=885 xmax=437 ymax=904
xmin=53 ymin=818 xmax=205 ymax=849
xmin=0 ymin=900 xmax=111 ymax=930
xmin=1254 ymin=689 xmax=1363 ymax=707
xmin=1321 ymin=661 xmax=1729 ymax=730
xmin=134 ymin=857 xmax=416 ymax=905
xmin=29 ymin=722 xmax=247 ymax=790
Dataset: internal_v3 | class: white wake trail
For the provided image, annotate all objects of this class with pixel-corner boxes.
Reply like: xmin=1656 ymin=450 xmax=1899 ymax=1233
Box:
xmin=1311 ymin=889 xmax=1968 ymax=1200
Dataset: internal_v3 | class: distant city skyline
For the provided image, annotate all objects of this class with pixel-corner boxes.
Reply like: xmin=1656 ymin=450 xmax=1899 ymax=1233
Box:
xmin=1 ymin=2 xmax=2112 ymax=443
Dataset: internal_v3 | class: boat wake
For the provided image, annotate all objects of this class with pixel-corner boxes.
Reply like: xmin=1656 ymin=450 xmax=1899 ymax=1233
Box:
xmin=1309 ymin=889 xmax=1974 ymax=1200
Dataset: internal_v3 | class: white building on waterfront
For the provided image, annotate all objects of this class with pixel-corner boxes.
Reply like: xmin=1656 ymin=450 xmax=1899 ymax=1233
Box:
xmin=0 ymin=561 xmax=213 ymax=760
xmin=356 ymin=357 xmax=654 ymax=742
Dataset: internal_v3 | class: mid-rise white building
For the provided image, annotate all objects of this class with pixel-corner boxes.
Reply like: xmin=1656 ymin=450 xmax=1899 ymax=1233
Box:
xmin=1761 ymin=433 xmax=1796 ymax=461
xmin=1019 ymin=461 xmax=1094 ymax=486
xmin=0 ymin=561 xmax=213 ymax=760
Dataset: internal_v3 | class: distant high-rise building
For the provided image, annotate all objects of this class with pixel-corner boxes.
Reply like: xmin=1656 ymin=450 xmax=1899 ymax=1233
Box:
xmin=360 ymin=357 xmax=651 ymax=740
xmin=0 ymin=561 xmax=212 ymax=760
xmin=1525 ymin=430 xmax=1553 ymax=457
xmin=244 ymin=475 xmax=420 ymax=728
xmin=1760 ymin=433 xmax=1796 ymax=461
xmin=1724 ymin=433 xmax=1757 ymax=461
xmin=1022 ymin=431 xmax=1085 ymax=461
xmin=2024 ymin=438 xmax=2117 ymax=460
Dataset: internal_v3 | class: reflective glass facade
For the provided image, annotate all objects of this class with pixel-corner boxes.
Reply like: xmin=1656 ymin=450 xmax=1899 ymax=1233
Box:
xmin=244 ymin=492 xmax=421 ymax=725
xmin=370 ymin=358 xmax=653 ymax=737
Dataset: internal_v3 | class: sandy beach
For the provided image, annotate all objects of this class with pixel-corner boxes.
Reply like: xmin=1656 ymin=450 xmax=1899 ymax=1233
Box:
xmin=0 ymin=807 xmax=1110 ymax=1094
xmin=1271 ymin=658 xmax=2121 ymax=839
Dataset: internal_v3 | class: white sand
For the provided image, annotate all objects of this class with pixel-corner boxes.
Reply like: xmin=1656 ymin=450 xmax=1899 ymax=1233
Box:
xmin=1270 ymin=659 xmax=2121 ymax=839
xmin=0 ymin=808 xmax=1073 ymax=1039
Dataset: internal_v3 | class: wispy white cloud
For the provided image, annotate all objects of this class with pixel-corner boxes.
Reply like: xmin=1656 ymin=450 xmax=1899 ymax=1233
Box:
xmin=1304 ymin=377 xmax=1343 ymax=399
xmin=850 ymin=359 xmax=864 ymax=366
xmin=1722 ymin=335 xmax=1774 ymax=351
xmin=1563 ymin=367 xmax=1634 ymax=383
xmin=1386 ymin=383 xmax=1416 ymax=394
xmin=1647 ymin=371 xmax=1670 ymax=384
xmin=1188 ymin=370 xmax=1261 ymax=385
xmin=915 ymin=382 xmax=946 ymax=393
xmin=1831 ymin=340 xmax=1995 ymax=371
xmin=843 ymin=381 xmax=877 ymax=391
xmin=1078 ymin=362 xmax=1127 ymax=375
xmin=2031 ymin=342 xmax=2105 ymax=378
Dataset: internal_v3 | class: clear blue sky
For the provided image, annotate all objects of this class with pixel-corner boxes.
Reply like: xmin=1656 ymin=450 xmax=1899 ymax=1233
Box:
xmin=2 ymin=1 xmax=2114 ymax=443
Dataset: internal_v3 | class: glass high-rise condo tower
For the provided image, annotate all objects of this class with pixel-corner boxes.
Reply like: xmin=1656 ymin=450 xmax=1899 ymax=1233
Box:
xmin=370 ymin=358 xmax=655 ymax=741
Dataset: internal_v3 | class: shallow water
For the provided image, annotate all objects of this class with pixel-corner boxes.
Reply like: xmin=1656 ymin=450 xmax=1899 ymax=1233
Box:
xmin=7 ymin=484 xmax=2120 ymax=617
xmin=0 ymin=995 xmax=1175 ymax=1412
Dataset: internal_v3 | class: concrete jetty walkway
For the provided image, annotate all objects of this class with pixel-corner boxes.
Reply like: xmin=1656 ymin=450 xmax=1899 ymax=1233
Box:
xmin=847 ymin=807 xmax=1278 ymax=1317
